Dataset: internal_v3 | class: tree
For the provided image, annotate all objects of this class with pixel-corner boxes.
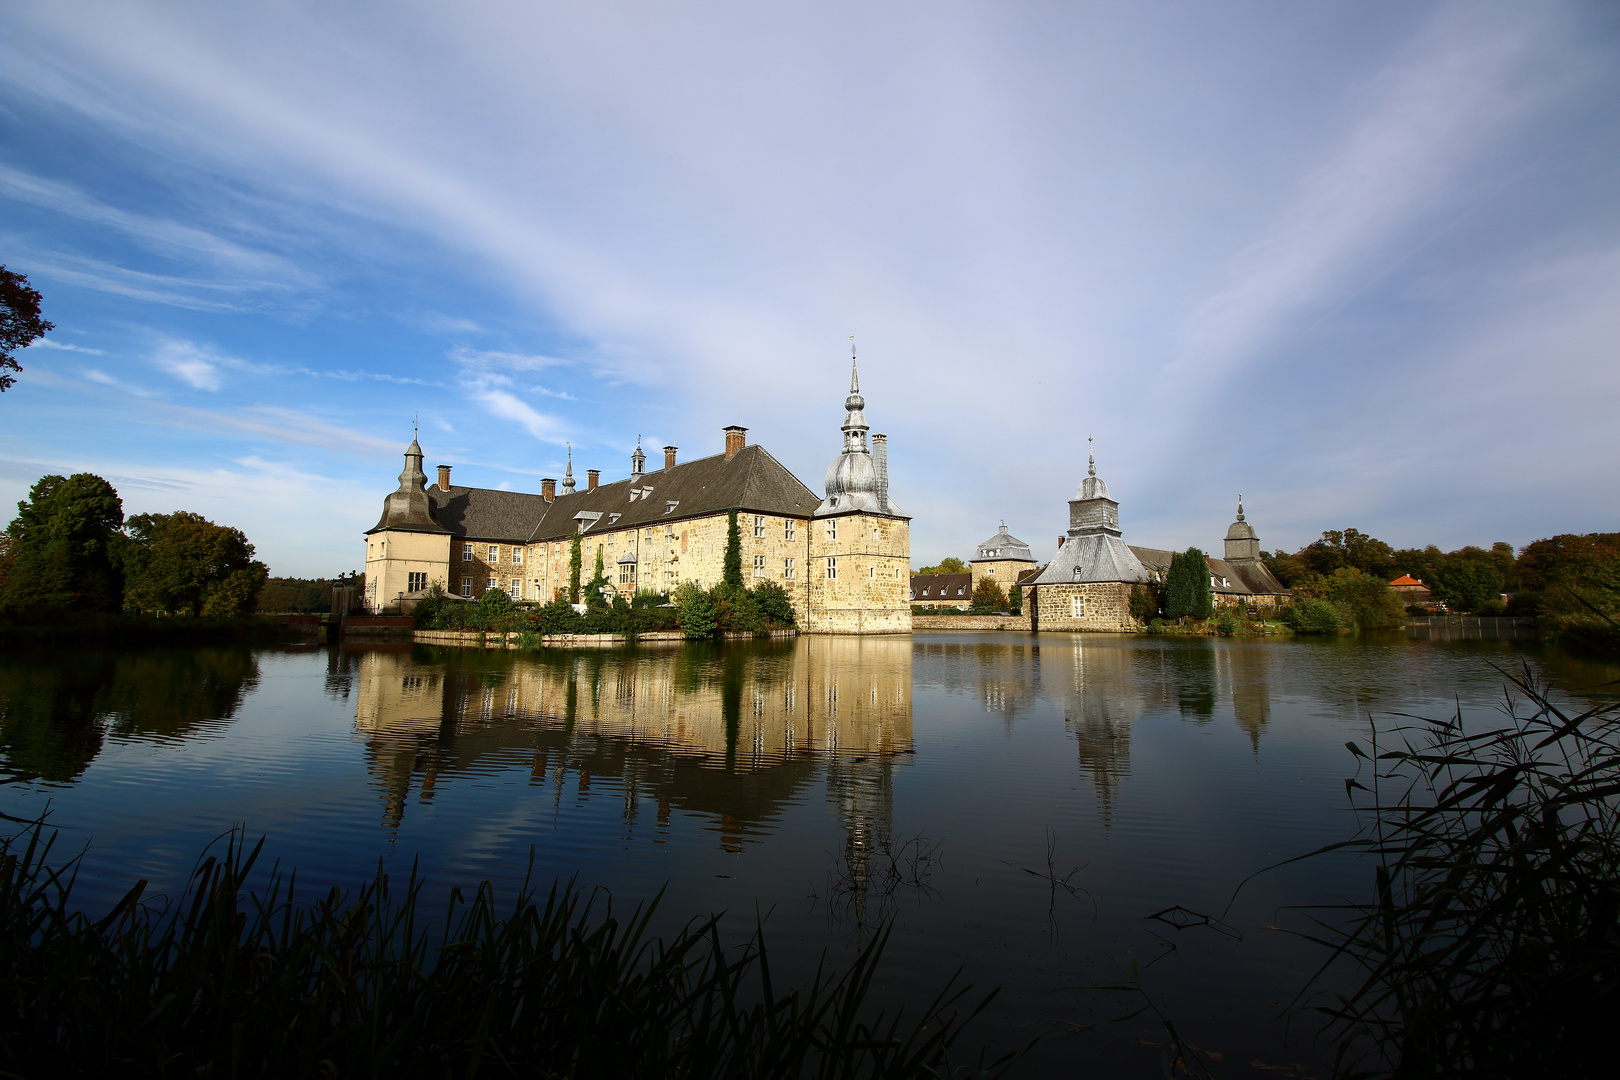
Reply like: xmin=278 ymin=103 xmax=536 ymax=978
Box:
xmin=752 ymin=580 xmax=797 ymax=628
xmin=1262 ymin=549 xmax=1309 ymax=588
xmin=723 ymin=509 xmax=743 ymax=589
xmin=970 ymin=577 xmax=1007 ymax=612
xmin=122 ymin=511 xmax=269 ymax=617
xmin=1435 ymin=549 xmax=1508 ymax=613
xmin=1 ymin=473 xmax=124 ymax=613
xmin=915 ymin=557 xmax=968 ymax=576
xmin=674 ymin=581 xmax=717 ymax=639
xmin=1164 ymin=547 xmax=1213 ymax=620
xmin=586 ymin=544 xmax=611 ymax=608
xmin=1129 ymin=583 xmax=1158 ymax=621
xmin=568 ymin=533 xmax=582 ymax=603
xmin=0 ymin=266 xmax=54 ymax=393
xmin=1299 ymin=528 xmax=1396 ymax=579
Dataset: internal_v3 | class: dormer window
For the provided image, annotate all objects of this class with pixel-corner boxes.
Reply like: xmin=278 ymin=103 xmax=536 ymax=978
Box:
xmin=664 ymin=500 xmax=678 ymax=515
xmin=608 ymin=513 xmax=621 ymax=525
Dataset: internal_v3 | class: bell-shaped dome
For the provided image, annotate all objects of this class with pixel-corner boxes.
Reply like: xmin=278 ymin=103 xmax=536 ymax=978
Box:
xmin=824 ymin=449 xmax=880 ymax=508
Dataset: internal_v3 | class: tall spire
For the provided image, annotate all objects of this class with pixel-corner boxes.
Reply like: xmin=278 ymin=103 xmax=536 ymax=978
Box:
xmin=562 ymin=442 xmax=576 ymax=493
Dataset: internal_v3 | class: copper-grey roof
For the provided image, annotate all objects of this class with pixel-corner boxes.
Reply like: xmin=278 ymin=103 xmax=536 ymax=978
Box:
xmin=409 ymin=443 xmax=819 ymax=543
xmin=1027 ymin=533 xmax=1152 ymax=585
xmin=972 ymin=524 xmax=1035 ymax=563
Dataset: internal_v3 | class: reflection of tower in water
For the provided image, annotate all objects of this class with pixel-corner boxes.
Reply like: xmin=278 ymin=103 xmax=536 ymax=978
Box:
xmin=825 ymin=754 xmax=894 ymax=928
xmin=1057 ymin=639 xmax=1145 ymax=823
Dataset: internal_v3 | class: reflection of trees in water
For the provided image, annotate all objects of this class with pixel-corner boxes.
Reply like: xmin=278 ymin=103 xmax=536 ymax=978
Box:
xmin=0 ymin=649 xmax=260 ymax=782
xmin=353 ymin=640 xmax=913 ymax=854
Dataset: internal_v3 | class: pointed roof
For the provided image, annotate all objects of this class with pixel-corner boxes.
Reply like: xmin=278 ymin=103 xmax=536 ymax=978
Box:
xmin=368 ymin=436 xmax=449 ymax=534
xmin=972 ymin=523 xmax=1036 ymax=563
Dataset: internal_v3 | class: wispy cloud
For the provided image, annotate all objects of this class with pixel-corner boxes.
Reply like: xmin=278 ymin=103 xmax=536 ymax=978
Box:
xmin=467 ymin=387 xmax=567 ymax=444
xmin=153 ymin=339 xmax=225 ymax=390
xmin=28 ymin=339 xmax=106 ymax=355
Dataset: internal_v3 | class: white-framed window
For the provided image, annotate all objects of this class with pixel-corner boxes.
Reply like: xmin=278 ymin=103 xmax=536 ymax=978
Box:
xmin=826 ymin=520 xmax=837 ymax=541
xmin=512 ymin=548 xmax=523 ymax=565
xmin=666 ymin=524 xmax=676 ymax=539
xmin=753 ymin=554 xmax=766 ymax=577
xmin=665 ymin=569 xmax=676 ymax=583
xmin=784 ymin=558 xmax=795 ymax=579
xmin=486 ymin=578 xmax=497 ymax=592
xmin=509 ymin=580 xmax=521 ymax=599
xmin=488 ymin=545 xmax=499 ymax=562
xmin=784 ymin=520 xmax=795 ymax=541
xmin=826 ymin=557 xmax=837 ymax=580
xmin=1072 ymin=595 xmax=1086 ymax=619
xmin=754 ymin=514 xmax=765 ymax=538
xmin=461 ymin=577 xmax=472 ymax=597
xmin=462 ymin=547 xmax=473 ymax=562
xmin=620 ymin=562 xmax=635 ymax=584
xmin=407 ymin=572 xmax=427 ymax=592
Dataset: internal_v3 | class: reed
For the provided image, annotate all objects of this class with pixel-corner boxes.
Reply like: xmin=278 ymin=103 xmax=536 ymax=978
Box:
xmin=0 ymin=828 xmax=1014 ymax=1078
xmin=1289 ymin=664 xmax=1620 ymax=1078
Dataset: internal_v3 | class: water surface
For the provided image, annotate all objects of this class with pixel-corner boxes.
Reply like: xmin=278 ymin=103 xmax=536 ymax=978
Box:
xmin=2 ymin=631 xmax=1612 ymax=1075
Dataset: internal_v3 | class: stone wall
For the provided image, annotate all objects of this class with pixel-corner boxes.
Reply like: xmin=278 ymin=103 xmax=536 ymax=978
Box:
xmin=1028 ymin=581 xmax=1136 ymax=632
xmin=913 ymin=615 xmax=1027 ymax=631
xmin=970 ymin=558 xmax=1036 ymax=598
xmin=412 ymin=628 xmax=798 ymax=649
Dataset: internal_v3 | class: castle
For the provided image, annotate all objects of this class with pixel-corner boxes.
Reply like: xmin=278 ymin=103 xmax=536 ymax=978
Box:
xmin=363 ymin=358 xmax=912 ymax=633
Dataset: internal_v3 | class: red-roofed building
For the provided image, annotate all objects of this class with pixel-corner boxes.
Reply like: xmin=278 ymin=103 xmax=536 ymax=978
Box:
xmin=1390 ymin=574 xmax=1433 ymax=606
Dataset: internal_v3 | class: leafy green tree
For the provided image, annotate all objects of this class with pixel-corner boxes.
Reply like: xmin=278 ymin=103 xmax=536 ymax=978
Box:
xmin=1285 ymin=597 xmax=1344 ymax=634
xmin=586 ymin=545 xmax=611 ymax=608
xmin=723 ymin=509 xmax=743 ymax=589
xmin=1129 ymin=583 xmax=1158 ymax=621
xmin=915 ymin=557 xmax=968 ymax=576
xmin=122 ymin=511 xmax=268 ymax=617
xmin=1300 ymin=528 xmax=1396 ymax=578
xmin=2 ymin=473 xmax=124 ymax=613
xmin=568 ymin=533 xmax=582 ymax=603
xmin=1435 ymin=550 xmax=1508 ymax=613
xmin=674 ymin=581 xmax=717 ymax=639
xmin=1164 ymin=548 xmax=1213 ymax=620
xmin=1008 ymin=583 xmax=1022 ymax=615
xmin=970 ymin=577 xmax=1007 ymax=612
xmin=1262 ymin=549 xmax=1309 ymax=587
xmin=1 ymin=266 xmax=54 ymax=393
xmin=752 ymin=580 xmax=797 ymax=628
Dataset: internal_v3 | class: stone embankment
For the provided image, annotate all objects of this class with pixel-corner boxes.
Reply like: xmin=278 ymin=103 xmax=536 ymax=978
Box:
xmin=912 ymin=615 xmax=1028 ymax=631
xmin=412 ymin=628 xmax=798 ymax=649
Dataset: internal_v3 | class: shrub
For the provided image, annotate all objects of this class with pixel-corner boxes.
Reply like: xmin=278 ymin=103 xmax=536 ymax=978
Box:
xmin=970 ymin=578 xmax=1007 ymax=613
xmin=1129 ymin=583 xmax=1158 ymax=622
xmin=1505 ymin=591 xmax=1541 ymax=616
xmin=1214 ymin=610 xmax=1240 ymax=637
xmin=752 ymin=580 xmax=797 ymax=628
xmin=674 ymin=582 xmax=717 ymax=639
xmin=1286 ymin=596 xmax=1345 ymax=634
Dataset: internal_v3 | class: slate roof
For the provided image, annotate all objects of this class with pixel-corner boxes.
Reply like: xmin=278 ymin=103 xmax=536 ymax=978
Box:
xmin=910 ymin=573 xmax=972 ymax=602
xmin=1129 ymin=546 xmax=1288 ymax=597
xmin=972 ymin=524 xmax=1036 ymax=563
xmin=416 ymin=444 xmax=819 ymax=543
xmin=1026 ymin=533 xmax=1152 ymax=586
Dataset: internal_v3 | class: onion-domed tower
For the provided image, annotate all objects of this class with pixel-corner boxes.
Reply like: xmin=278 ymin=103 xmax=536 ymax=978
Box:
xmin=806 ymin=347 xmax=911 ymax=633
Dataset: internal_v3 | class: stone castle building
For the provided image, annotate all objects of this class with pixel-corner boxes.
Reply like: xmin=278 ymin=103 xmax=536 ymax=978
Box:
xmin=364 ymin=359 xmax=911 ymax=634
xmin=1022 ymin=446 xmax=1287 ymax=632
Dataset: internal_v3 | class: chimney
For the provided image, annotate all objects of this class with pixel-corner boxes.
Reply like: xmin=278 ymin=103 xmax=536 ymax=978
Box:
xmin=436 ymin=465 xmax=451 ymax=490
xmin=541 ymin=478 xmax=556 ymax=502
xmin=1058 ymin=536 xmax=1066 ymax=548
xmin=663 ymin=445 xmax=678 ymax=470
xmin=872 ymin=433 xmax=889 ymax=513
xmin=723 ymin=425 xmax=747 ymax=459
xmin=587 ymin=469 xmax=600 ymax=492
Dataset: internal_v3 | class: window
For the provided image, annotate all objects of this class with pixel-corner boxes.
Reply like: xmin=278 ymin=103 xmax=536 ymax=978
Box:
xmin=407 ymin=572 xmax=427 ymax=593
xmin=487 ymin=578 xmax=497 ymax=592
xmin=784 ymin=558 xmax=795 ymax=579
xmin=608 ymin=513 xmax=621 ymax=524
xmin=509 ymin=580 xmax=521 ymax=599
xmin=460 ymin=547 xmax=473 ymax=562
xmin=1072 ymin=595 xmax=1086 ymax=619
xmin=784 ymin=520 xmax=795 ymax=541
xmin=826 ymin=557 xmax=837 ymax=579
xmin=826 ymin=520 xmax=837 ymax=541
xmin=873 ymin=527 xmax=879 ymax=541
xmin=869 ymin=566 xmax=877 ymax=578
xmin=512 ymin=548 xmax=523 ymax=565
xmin=666 ymin=524 xmax=676 ymax=539
xmin=488 ymin=545 xmax=499 ymax=562
xmin=461 ymin=577 xmax=472 ymax=597
xmin=754 ymin=514 xmax=765 ymax=538
xmin=753 ymin=554 xmax=766 ymax=577
xmin=894 ymin=567 xmax=901 ymax=580
xmin=620 ymin=562 xmax=635 ymax=584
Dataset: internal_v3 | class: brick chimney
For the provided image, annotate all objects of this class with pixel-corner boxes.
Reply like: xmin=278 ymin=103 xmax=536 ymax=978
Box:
xmin=541 ymin=478 xmax=556 ymax=502
xmin=587 ymin=469 xmax=600 ymax=492
xmin=663 ymin=445 xmax=678 ymax=470
xmin=1058 ymin=536 xmax=1066 ymax=548
xmin=436 ymin=465 xmax=451 ymax=490
xmin=723 ymin=426 xmax=747 ymax=460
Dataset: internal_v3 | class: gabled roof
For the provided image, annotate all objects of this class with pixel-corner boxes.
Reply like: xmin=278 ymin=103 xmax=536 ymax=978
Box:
xmin=410 ymin=443 xmax=820 ymax=543
xmin=1390 ymin=575 xmax=1426 ymax=587
xmin=1129 ymin=546 xmax=1287 ymax=596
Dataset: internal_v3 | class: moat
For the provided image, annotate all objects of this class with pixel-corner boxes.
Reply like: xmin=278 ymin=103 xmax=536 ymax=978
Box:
xmin=2 ymin=631 xmax=1612 ymax=1075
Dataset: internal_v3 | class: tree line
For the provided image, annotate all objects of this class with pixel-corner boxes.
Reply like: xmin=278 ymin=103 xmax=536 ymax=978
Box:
xmin=0 ymin=473 xmax=270 ymax=619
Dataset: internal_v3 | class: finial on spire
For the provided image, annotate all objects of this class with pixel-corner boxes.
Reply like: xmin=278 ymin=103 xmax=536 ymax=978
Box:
xmin=1237 ymin=493 xmax=1245 ymax=522
xmin=413 ymin=413 xmax=419 ymax=438
xmin=1088 ymin=435 xmax=1096 ymax=478
xmin=848 ymin=337 xmax=860 ymax=394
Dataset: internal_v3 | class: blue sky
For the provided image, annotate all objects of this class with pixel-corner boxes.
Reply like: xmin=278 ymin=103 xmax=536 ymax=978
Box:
xmin=2 ymin=1 xmax=1617 ymax=577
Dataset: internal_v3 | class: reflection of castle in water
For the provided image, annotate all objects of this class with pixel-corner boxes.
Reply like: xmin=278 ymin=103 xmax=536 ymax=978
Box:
xmin=353 ymin=638 xmax=910 ymax=901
